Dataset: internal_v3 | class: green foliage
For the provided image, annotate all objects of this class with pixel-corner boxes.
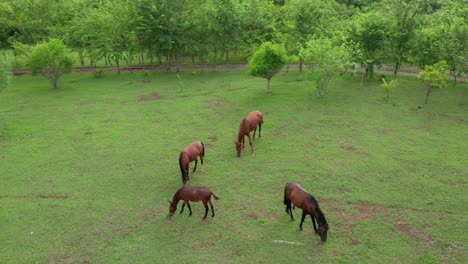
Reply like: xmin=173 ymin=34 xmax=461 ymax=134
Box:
xmin=346 ymin=10 xmax=389 ymax=79
xmin=27 ymin=38 xmax=74 ymax=89
xmin=300 ymin=37 xmax=358 ymax=97
xmin=248 ymin=42 xmax=287 ymax=94
xmin=418 ymin=61 xmax=449 ymax=89
xmin=417 ymin=60 xmax=449 ymax=104
xmin=380 ymin=78 xmax=399 ymax=102
xmin=94 ymin=67 xmax=104 ymax=79
xmin=0 ymin=57 xmax=11 ymax=90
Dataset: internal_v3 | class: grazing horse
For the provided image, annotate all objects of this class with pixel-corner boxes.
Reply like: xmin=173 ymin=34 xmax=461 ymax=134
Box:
xmin=234 ymin=110 xmax=263 ymax=157
xmin=283 ymin=182 xmax=329 ymax=241
xmin=179 ymin=141 xmax=205 ymax=184
xmin=168 ymin=185 xmax=219 ymax=219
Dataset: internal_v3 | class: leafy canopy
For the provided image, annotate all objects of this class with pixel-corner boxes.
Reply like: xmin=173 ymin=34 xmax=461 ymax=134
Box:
xmin=417 ymin=60 xmax=449 ymax=89
xmin=27 ymin=38 xmax=74 ymax=89
xmin=248 ymin=42 xmax=287 ymax=79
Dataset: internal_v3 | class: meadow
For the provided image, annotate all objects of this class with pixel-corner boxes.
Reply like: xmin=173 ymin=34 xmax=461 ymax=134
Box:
xmin=0 ymin=70 xmax=466 ymax=263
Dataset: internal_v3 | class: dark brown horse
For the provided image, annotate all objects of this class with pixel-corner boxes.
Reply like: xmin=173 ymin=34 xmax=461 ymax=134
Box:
xmin=179 ymin=141 xmax=205 ymax=184
xmin=234 ymin=110 xmax=263 ymax=157
xmin=283 ymin=182 xmax=329 ymax=241
xmin=168 ymin=185 xmax=219 ymax=219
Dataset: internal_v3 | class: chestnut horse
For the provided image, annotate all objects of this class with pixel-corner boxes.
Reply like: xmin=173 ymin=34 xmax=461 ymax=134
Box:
xmin=179 ymin=141 xmax=205 ymax=184
xmin=283 ymin=182 xmax=329 ymax=241
xmin=234 ymin=110 xmax=263 ymax=157
xmin=168 ymin=185 xmax=219 ymax=219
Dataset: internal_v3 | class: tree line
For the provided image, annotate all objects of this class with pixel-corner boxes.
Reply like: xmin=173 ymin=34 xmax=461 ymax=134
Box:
xmin=0 ymin=0 xmax=466 ymax=79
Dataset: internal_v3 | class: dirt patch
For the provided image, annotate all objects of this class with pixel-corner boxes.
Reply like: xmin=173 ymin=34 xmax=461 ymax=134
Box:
xmin=456 ymin=117 xmax=467 ymax=124
xmin=353 ymin=203 xmax=390 ymax=221
xmin=318 ymin=198 xmax=330 ymax=206
xmin=138 ymin=92 xmax=164 ymax=102
xmin=38 ymin=194 xmax=69 ymax=200
xmin=396 ymin=222 xmax=434 ymax=245
xmin=142 ymin=79 xmax=151 ymax=83
xmin=248 ymin=212 xmax=258 ymax=219
xmin=200 ymin=240 xmax=214 ymax=249
xmin=350 ymin=239 xmax=360 ymax=246
xmin=341 ymin=146 xmax=355 ymax=152
xmin=208 ymin=136 xmax=218 ymax=142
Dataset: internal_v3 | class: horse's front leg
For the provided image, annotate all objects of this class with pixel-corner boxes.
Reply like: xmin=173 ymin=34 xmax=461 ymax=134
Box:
xmin=299 ymin=210 xmax=306 ymax=231
xmin=253 ymin=127 xmax=257 ymax=140
xmin=193 ymin=158 xmax=198 ymax=173
xmin=187 ymin=202 xmax=192 ymax=216
xmin=180 ymin=203 xmax=186 ymax=214
xmin=311 ymin=215 xmax=318 ymax=233
xmin=247 ymin=133 xmax=254 ymax=154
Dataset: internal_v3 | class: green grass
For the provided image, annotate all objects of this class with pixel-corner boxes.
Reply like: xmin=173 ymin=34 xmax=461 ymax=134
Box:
xmin=0 ymin=71 xmax=467 ymax=263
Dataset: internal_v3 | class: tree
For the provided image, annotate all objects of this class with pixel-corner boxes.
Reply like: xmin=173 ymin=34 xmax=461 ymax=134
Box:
xmin=346 ymin=10 xmax=389 ymax=79
xmin=0 ymin=57 xmax=11 ymax=91
xmin=27 ymin=38 xmax=74 ymax=89
xmin=248 ymin=42 xmax=287 ymax=95
xmin=417 ymin=61 xmax=449 ymax=104
xmin=300 ymin=37 xmax=357 ymax=97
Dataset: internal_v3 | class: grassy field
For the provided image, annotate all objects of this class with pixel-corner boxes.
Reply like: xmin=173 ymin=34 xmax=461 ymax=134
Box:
xmin=0 ymin=70 xmax=467 ymax=263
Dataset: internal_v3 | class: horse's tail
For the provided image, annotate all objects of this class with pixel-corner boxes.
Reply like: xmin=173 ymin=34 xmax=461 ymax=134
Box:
xmin=179 ymin=151 xmax=187 ymax=182
xmin=200 ymin=141 xmax=205 ymax=157
xmin=211 ymin=192 xmax=219 ymax=200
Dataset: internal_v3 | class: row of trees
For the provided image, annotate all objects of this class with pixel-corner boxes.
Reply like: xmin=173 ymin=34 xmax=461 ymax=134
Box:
xmin=0 ymin=0 xmax=466 ymax=78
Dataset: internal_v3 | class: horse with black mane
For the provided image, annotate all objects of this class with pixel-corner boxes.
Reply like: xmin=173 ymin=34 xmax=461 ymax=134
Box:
xmin=168 ymin=185 xmax=219 ymax=219
xmin=179 ymin=141 xmax=205 ymax=184
xmin=234 ymin=110 xmax=263 ymax=157
xmin=283 ymin=182 xmax=329 ymax=241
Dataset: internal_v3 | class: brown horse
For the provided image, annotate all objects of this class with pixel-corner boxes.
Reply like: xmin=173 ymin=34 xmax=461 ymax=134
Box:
xmin=179 ymin=141 xmax=205 ymax=184
xmin=283 ymin=182 xmax=329 ymax=241
xmin=234 ymin=110 xmax=263 ymax=157
xmin=168 ymin=185 xmax=219 ymax=219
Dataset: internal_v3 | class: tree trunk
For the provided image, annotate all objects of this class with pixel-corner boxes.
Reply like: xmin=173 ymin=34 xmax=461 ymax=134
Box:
xmin=266 ymin=78 xmax=272 ymax=96
xmin=175 ymin=50 xmax=180 ymax=73
xmin=51 ymin=76 xmax=58 ymax=89
xmin=393 ymin=62 xmax=400 ymax=78
xmin=366 ymin=63 xmax=374 ymax=79
xmin=225 ymin=48 xmax=229 ymax=66
xmin=78 ymin=49 xmax=84 ymax=70
xmin=425 ymin=87 xmax=432 ymax=104
xmin=116 ymin=59 xmax=120 ymax=74
xmin=299 ymin=59 xmax=303 ymax=72
xmin=166 ymin=52 xmax=171 ymax=72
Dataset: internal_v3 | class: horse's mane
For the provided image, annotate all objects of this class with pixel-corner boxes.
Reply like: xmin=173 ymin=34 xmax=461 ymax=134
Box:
xmin=237 ymin=118 xmax=248 ymax=140
xmin=308 ymin=195 xmax=328 ymax=226
xmin=172 ymin=187 xmax=184 ymax=204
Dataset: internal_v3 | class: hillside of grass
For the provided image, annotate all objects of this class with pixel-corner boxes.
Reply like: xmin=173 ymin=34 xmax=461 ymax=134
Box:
xmin=0 ymin=71 xmax=466 ymax=263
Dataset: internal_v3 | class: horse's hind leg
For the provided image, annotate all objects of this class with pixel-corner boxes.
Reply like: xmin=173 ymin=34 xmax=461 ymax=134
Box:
xmin=288 ymin=204 xmax=294 ymax=221
xmin=253 ymin=128 xmax=257 ymax=140
xmin=299 ymin=210 xmax=306 ymax=230
xmin=200 ymin=155 xmax=204 ymax=172
xmin=202 ymin=201 xmax=209 ymax=219
xmin=258 ymin=123 xmax=261 ymax=138
xmin=193 ymin=158 xmax=198 ymax=173
xmin=209 ymin=200 xmax=215 ymax=217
